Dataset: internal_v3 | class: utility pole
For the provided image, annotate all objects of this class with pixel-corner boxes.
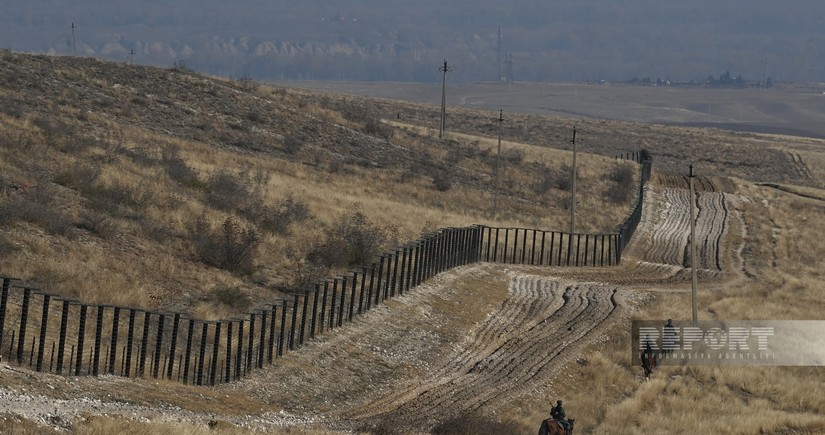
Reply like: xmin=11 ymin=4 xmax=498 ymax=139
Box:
xmin=71 ymin=22 xmax=77 ymax=55
xmin=439 ymin=59 xmax=451 ymax=139
xmin=689 ymin=163 xmax=699 ymax=325
xmin=493 ymin=110 xmax=504 ymax=220
xmin=569 ymin=127 xmax=577 ymax=234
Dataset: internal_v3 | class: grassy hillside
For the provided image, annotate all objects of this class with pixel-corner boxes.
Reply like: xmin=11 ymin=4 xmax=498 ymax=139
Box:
xmin=0 ymin=50 xmax=636 ymax=316
xmin=2 ymin=50 xmax=825 ymax=434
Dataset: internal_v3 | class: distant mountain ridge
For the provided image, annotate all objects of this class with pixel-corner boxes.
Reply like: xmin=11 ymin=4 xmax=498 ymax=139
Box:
xmin=2 ymin=0 xmax=824 ymax=83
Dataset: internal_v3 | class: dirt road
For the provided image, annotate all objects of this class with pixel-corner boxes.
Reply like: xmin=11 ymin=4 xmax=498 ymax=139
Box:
xmin=0 ymin=171 xmax=741 ymax=433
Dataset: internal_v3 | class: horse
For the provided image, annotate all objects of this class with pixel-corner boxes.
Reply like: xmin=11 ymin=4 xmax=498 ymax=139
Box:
xmin=538 ymin=418 xmax=575 ymax=435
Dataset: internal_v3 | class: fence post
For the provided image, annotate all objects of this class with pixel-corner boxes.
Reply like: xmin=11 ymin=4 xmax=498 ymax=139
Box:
xmin=268 ymin=304 xmax=277 ymax=360
xmin=539 ymin=231 xmax=547 ymax=265
xmin=329 ymin=279 xmax=338 ymax=329
xmin=521 ymin=228 xmax=528 ymax=264
xmin=138 ymin=312 xmax=151 ymax=377
xmin=56 ymin=300 xmax=70 ymax=374
xmin=225 ymin=321 xmax=234 ymax=383
xmin=390 ymin=251 xmax=400 ymax=298
xmin=319 ymin=281 xmax=329 ymax=333
xmin=152 ymin=314 xmax=165 ymax=379
xmin=557 ymin=233 xmax=565 ymax=266
xmin=0 ymin=278 xmax=9 ymax=352
xmin=246 ymin=313 xmax=255 ymax=373
xmin=347 ymin=274 xmax=356 ymax=321
xmin=211 ymin=322 xmax=221 ymax=385
xmin=183 ymin=318 xmax=194 ymax=384
xmin=410 ymin=245 xmax=422 ymax=288
xmin=16 ymin=288 xmax=31 ymax=365
xmin=164 ymin=313 xmax=179 ymax=379
xmin=36 ymin=294 xmax=50 ymax=372
xmin=374 ymin=257 xmax=384 ymax=306
xmin=358 ymin=270 xmax=367 ymax=315
xmin=301 ymin=290 xmax=310 ymax=344
xmin=291 ymin=296 xmax=300 ymax=349
xmin=366 ymin=267 xmax=376 ymax=310
xmin=402 ymin=246 xmax=411 ymax=294
xmin=236 ymin=319 xmax=245 ymax=377
xmin=75 ymin=305 xmax=87 ymax=375
xmin=278 ymin=301 xmax=287 ymax=356
xmin=311 ymin=284 xmax=320 ymax=337
xmin=258 ymin=311 xmax=266 ymax=367
xmin=92 ymin=306 xmax=104 ymax=376
xmin=124 ymin=310 xmax=136 ymax=377
xmin=197 ymin=322 xmax=208 ymax=385
xmin=107 ymin=307 xmax=119 ymax=375
xmin=337 ymin=278 xmax=346 ymax=328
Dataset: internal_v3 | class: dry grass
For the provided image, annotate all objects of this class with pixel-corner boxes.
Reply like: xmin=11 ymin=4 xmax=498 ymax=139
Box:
xmin=5 ymin=51 xmax=825 ymax=434
xmin=0 ymin=52 xmax=638 ymax=314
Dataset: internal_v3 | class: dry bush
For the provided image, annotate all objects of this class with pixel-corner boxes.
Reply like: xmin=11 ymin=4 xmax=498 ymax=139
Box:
xmin=604 ymin=164 xmax=636 ymax=204
xmin=0 ymin=189 xmax=73 ymax=236
xmin=204 ymin=169 xmax=267 ymax=212
xmin=533 ymin=163 xmax=562 ymax=195
xmin=282 ymin=134 xmax=304 ymax=155
xmin=432 ymin=172 xmax=453 ymax=192
xmin=253 ymin=194 xmax=310 ymax=235
xmin=192 ymin=215 xmax=261 ymax=275
xmin=305 ymin=206 xmax=398 ymax=269
xmin=162 ymin=146 xmax=201 ymax=187
xmin=208 ymin=285 xmax=252 ymax=312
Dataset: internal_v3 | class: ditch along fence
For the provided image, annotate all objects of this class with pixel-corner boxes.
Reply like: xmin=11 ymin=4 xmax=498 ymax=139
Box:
xmin=0 ymin=151 xmax=652 ymax=386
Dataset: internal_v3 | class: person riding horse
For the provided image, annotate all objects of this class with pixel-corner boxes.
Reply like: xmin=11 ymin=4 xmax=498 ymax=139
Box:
xmin=550 ymin=400 xmax=572 ymax=434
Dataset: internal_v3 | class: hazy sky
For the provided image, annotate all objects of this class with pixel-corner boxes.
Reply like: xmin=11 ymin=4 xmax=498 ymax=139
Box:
xmin=2 ymin=1 xmax=824 ymax=82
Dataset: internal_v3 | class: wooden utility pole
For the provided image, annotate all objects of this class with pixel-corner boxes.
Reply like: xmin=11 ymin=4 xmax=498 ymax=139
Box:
xmin=439 ymin=60 xmax=451 ymax=139
xmin=71 ymin=22 xmax=77 ymax=55
xmin=570 ymin=127 xmax=577 ymax=234
xmin=689 ymin=163 xmax=699 ymax=325
xmin=493 ymin=110 xmax=504 ymax=220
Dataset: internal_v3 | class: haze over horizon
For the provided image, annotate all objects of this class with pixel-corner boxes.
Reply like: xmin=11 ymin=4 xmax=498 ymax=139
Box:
xmin=2 ymin=0 xmax=824 ymax=84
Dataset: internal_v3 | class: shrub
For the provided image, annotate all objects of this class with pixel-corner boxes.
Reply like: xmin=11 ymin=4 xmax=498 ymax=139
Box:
xmin=305 ymin=206 xmax=397 ymax=268
xmin=363 ymin=118 xmax=394 ymax=139
xmin=533 ymin=164 xmax=559 ymax=195
xmin=162 ymin=147 xmax=200 ymax=187
xmin=432 ymin=172 xmax=453 ymax=192
xmin=0 ymin=196 xmax=73 ymax=236
xmin=605 ymin=165 xmax=636 ymax=204
xmin=282 ymin=135 xmax=303 ymax=155
xmin=253 ymin=195 xmax=310 ymax=234
xmin=208 ymin=285 xmax=251 ymax=312
xmin=503 ymin=147 xmax=525 ymax=164
xmin=204 ymin=170 xmax=266 ymax=212
xmin=192 ymin=215 xmax=261 ymax=275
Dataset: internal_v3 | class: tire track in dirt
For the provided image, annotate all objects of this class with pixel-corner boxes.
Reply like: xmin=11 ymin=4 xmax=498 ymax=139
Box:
xmin=337 ymin=277 xmax=620 ymax=432
xmin=625 ymin=173 xmax=732 ymax=282
xmin=786 ymin=151 xmax=813 ymax=179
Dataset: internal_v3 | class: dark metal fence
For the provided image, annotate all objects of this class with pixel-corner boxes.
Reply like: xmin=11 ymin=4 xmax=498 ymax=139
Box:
xmin=0 ymin=150 xmax=652 ymax=384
